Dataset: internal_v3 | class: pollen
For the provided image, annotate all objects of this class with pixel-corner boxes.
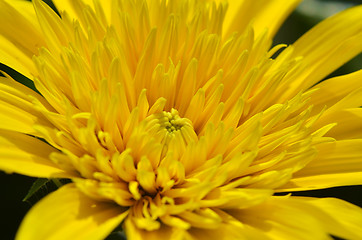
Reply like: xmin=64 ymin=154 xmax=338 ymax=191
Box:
xmin=159 ymin=109 xmax=185 ymax=133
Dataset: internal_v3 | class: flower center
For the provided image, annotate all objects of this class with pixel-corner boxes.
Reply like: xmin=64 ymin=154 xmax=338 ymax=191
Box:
xmin=154 ymin=108 xmax=192 ymax=133
xmin=162 ymin=111 xmax=184 ymax=133
xmin=116 ymin=109 xmax=199 ymax=200
xmin=143 ymin=109 xmax=198 ymax=159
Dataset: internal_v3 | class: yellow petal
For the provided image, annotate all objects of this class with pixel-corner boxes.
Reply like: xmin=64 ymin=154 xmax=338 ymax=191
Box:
xmin=0 ymin=0 xmax=44 ymax=54
xmin=0 ymin=129 xmax=72 ymax=178
xmin=3 ymin=0 xmax=41 ymax=33
xmin=229 ymin=196 xmax=332 ymax=239
xmin=189 ymin=223 xmax=265 ymax=240
xmin=280 ymin=197 xmax=362 ymax=240
xmin=178 ymin=209 xmax=222 ymax=229
xmin=0 ymin=76 xmax=53 ymax=135
xmin=124 ymin=218 xmax=191 ymax=240
xmin=279 ymin=140 xmax=362 ymax=191
xmin=188 ymin=208 xmax=272 ymax=239
xmin=316 ymin=108 xmax=362 ymax=140
xmin=0 ymin=99 xmax=37 ymax=134
xmin=0 ymin=35 xmax=35 ymax=79
xmin=309 ymin=70 xmax=362 ymax=113
xmin=324 ymin=87 xmax=362 ymax=114
xmin=52 ymin=0 xmax=111 ymax=25
xmin=200 ymin=188 xmax=272 ymax=209
xmin=222 ymin=0 xmax=301 ymax=38
xmin=312 ymin=87 xmax=362 ymax=137
xmin=16 ymin=184 xmax=128 ymax=240
xmin=51 ymin=0 xmax=82 ymax=21
xmin=33 ymin=0 xmax=70 ymax=53
xmin=280 ymin=5 xmax=362 ymax=99
xmin=0 ymin=0 xmax=42 ymax=78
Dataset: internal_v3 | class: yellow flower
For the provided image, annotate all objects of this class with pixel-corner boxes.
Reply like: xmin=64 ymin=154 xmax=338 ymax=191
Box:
xmin=1 ymin=0 xmax=362 ymax=239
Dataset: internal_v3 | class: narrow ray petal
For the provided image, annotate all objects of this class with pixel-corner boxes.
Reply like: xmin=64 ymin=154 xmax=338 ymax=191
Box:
xmin=317 ymin=108 xmax=362 ymax=140
xmin=0 ymin=129 xmax=74 ymax=178
xmin=222 ymin=0 xmax=301 ymax=38
xmin=280 ymin=5 xmax=362 ymax=99
xmin=124 ymin=218 xmax=191 ymax=240
xmin=289 ymin=197 xmax=362 ymax=240
xmin=309 ymin=70 xmax=362 ymax=113
xmin=0 ymin=35 xmax=35 ymax=79
xmin=0 ymin=76 xmax=53 ymax=135
xmin=0 ymin=0 xmax=45 ymax=55
xmin=279 ymin=140 xmax=362 ymax=191
xmin=229 ymin=196 xmax=334 ymax=239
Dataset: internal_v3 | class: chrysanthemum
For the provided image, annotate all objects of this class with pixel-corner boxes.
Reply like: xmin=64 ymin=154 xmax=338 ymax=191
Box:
xmin=1 ymin=0 xmax=362 ymax=239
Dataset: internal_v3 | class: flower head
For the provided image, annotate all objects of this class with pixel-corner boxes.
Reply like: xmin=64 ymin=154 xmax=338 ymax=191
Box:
xmin=1 ymin=0 xmax=362 ymax=239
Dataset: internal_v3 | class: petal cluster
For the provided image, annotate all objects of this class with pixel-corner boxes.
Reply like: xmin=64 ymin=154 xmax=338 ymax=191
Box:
xmin=0 ymin=0 xmax=362 ymax=239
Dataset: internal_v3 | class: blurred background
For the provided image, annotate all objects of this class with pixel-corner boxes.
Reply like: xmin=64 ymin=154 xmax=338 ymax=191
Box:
xmin=1 ymin=0 xmax=362 ymax=239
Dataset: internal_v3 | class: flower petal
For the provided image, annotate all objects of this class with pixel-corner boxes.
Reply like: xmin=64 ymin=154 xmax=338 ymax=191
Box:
xmin=52 ymin=0 xmax=111 ymax=24
xmin=188 ymin=209 xmax=272 ymax=240
xmin=316 ymin=108 xmax=362 ymax=140
xmin=0 ymin=35 xmax=35 ymax=79
xmin=51 ymin=0 xmax=80 ymax=21
xmin=228 ymin=196 xmax=334 ymax=239
xmin=0 ymin=100 xmax=38 ymax=135
xmin=0 ymin=129 xmax=73 ymax=178
xmin=312 ymin=87 xmax=362 ymax=138
xmin=280 ymin=5 xmax=362 ymax=99
xmin=309 ymin=69 xmax=362 ymax=114
xmin=0 ymin=0 xmax=43 ymax=78
xmin=33 ymin=0 xmax=71 ymax=53
xmin=189 ymin=223 xmax=269 ymax=240
xmin=200 ymin=188 xmax=273 ymax=209
xmin=16 ymin=184 xmax=129 ymax=240
xmin=124 ymin=218 xmax=191 ymax=240
xmin=0 ymin=76 xmax=53 ymax=135
xmin=222 ymin=0 xmax=301 ymax=38
xmin=0 ymin=0 xmax=44 ymax=54
xmin=4 ymin=0 xmax=40 ymax=29
xmin=279 ymin=197 xmax=362 ymax=240
xmin=279 ymin=140 xmax=362 ymax=191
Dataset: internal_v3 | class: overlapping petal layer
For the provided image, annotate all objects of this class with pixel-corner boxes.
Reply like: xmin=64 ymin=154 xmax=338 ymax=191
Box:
xmin=17 ymin=184 xmax=128 ymax=240
xmin=0 ymin=0 xmax=361 ymax=239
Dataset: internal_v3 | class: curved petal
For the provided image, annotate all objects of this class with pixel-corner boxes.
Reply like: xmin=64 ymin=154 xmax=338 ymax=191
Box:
xmin=200 ymin=188 xmax=273 ymax=209
xmin=124 ymin=218 xmax=192 ymax=240
xmin=222 ymin=0 xmax=301 ymax=38
xmin=0 ymin=0 xmax=45 ymax=55
xmin=0 ymin=129 xmax=73 ymax=178
xmin=279 ymin=197 xmax=362 ymax=240
xmin=33 ymin=0 xmax=71 ymax=53
xmin=315 ymin=108 xmax=362 ymax=140
xmin=16 ymin=184 xmax=129 ymax=240
xmin=0 ymin=0 xmax=43 ymax=78
xmin=279 ymin=5 xmax=362 ymax=99
xmin=312 ymin=87 xmax=362 ymax=134
xmin=0 ymin=100 xmax=40 ymax=135
xmin=0 ymin=76 xmax=53 ymax=135
xmin=278 ymin=140 xmax=362 ymax=191
xmin=51 ymin=0 xmax=80 ymax=21
xmin=228 ymin=196 xmax=352 ymax=239
xmin=4 ymin=0 xmax=40 ymax=29
xmin=52 ymin=0 xmax=111 ymax=25
xmin=228 ymin=198 xmax=327 ymax=239
xmin=0 ymin=36 xmax=36 ymax=79
xmin=292 ymin=5 xmax=362 ymax=60
xmin=188 ymin=209 xmax=272 ymax=240
xmin=189 ymin=224 xmax=268 ymax=240
xmin=309 ymin=69 xmax=362 ymax=114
